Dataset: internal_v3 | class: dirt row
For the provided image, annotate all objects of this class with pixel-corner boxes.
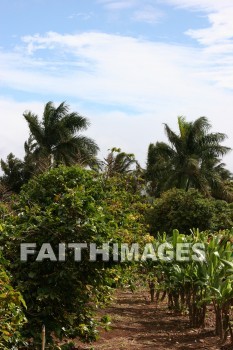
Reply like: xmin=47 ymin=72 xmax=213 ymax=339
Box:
xmin=68 ymin=289 xmax=232 ymax=350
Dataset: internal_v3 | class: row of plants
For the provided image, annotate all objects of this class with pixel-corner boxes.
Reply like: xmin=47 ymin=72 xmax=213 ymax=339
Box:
xmin=0 ymin=103 xmax=233 ymax=348
xmin=143 ymin=229 xmax=233 ymax=344
xmin=1 ymin=165 xmax=233 ymax=348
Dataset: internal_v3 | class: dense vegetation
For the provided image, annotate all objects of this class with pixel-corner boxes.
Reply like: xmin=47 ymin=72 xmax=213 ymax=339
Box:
xmin=147 ymin=188 xmax=233 ymax=235
xmin=0 ymin=102 xmax=233 ymax=348
xmin=143 ymin=229 xmax=233 ymax=342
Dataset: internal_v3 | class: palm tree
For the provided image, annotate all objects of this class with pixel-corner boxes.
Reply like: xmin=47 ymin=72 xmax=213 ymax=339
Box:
xmin=102 ymin=148 xmax=138 ymax=178
xmin=23 ymin=101 xmax=99 ymax=168
xmin=146 ymin=116 xmax=232 ymax=197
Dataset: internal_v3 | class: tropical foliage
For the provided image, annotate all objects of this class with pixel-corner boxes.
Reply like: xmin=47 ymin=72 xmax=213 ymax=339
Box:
xmin=0 ymin=153 xmax=26 ymax=193
xmin=23 ymin=101 xmax=99 ymax=168
xmin=101 ymin=147 xmax=138 ymax=177
xmin=1 ymin=105 xmax=233 ymax=347
xmin=0 ymin=251 xmax=27 ymax=348
xmin=2 ymin=166 xmax=149 ymax=345
xmin=147 ymin=188 xmax=233 ymax=235
xmin=146 ymin=116 xmax=232 ymax=198
xmin=143 ymin=229 xmax=233 ymax=343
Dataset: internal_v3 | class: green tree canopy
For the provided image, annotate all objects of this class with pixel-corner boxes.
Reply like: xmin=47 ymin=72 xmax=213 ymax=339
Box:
xmin=23 ymin=101 xmax=99 ymax=168
xmin=101 ymin=147 xmax=138 ymax=178
xmin=146 ymin=116 xmax=232 ymax=197
xmin=0 ymin=153 xmax=25 ymax=193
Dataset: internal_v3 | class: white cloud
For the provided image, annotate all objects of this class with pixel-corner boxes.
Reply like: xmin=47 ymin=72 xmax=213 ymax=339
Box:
xmin=132 ymin=6 xmax=163 ymax=24
xmin=68 ymin=12 xmax=94 ymax=20
xmin=1 ymin=28 xmax=233 ymax=169
xmin=97 ymin=0 xmax=163 ymax=25
xmin=0 ymin=99 xmax=43 ymax=161
xmin=186 ymin=8 xmax=233 ymax=46
xmin=158 ymin=0 xmax=233 ymax=93
xmin=5 ymin=30 xmax=233 ymax=97
xmin=162 ymin=0 xmax=233 ymax=11
xmin=97 ymin=0 xmax=137 ymax=10
xmin=163 ymin=1 xmax=233 ymax=54
xmin=2 ymin=32 xmax=202 ymax=110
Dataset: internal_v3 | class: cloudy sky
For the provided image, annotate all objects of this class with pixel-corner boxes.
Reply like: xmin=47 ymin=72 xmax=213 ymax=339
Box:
xmin=1 ymin=0 xmax=233 ymax=169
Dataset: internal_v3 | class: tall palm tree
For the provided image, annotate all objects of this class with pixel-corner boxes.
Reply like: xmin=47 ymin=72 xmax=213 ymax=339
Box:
xmin=146 ymin=116 xmax=232 ymax=197
xmin=23 ymin=101 xmax=99 ymax=168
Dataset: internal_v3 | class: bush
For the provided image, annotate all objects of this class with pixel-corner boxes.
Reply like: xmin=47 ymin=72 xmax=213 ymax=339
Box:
xmin=2 ymin=166 xmax=150 ymax=344
xmin=0 ymin=252 xmax=27 ymax=348
xmin=3 ymin=166 xmax=116 ymax=343
xmin=211 ymin=199 xmax=233 ymax=231
xmin=147 ymin=188 xmax=233 ymax=236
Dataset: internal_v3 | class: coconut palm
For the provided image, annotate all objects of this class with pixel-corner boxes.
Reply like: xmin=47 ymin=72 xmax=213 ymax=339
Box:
xmin=146 ymin=116 xmax=232 ymax=197
xmin=23 ymin=101 xmax=99 ymax=168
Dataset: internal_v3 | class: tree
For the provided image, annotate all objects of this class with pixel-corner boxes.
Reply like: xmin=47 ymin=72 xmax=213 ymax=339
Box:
xmin=0 ymin=153 xmax=25 ymax=193
xmin=23 ymin=101 xmax=99 ymax=168
xmin=0 ymin=138 xmax=39 ymax=194
xmin=101 ymin=148 xmax=138 ymax=178
xmin=146 ymin=116 xmax=232 ymax=197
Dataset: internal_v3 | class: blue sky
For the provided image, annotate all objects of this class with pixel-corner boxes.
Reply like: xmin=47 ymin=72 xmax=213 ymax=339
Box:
xmin=0 ymin=0 xmax=207 ymax=46
xmin=1 ymin=0 xmax=233 ymax=169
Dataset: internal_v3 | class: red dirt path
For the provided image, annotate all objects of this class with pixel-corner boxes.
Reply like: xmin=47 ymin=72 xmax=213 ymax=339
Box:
xmin=71 ymin=289 xmax=232 ymax=350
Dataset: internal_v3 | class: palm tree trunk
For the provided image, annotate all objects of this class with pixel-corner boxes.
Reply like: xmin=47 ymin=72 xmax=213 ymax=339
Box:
xmin=49 ymin=153 xmax=55 ymax=168
xmin=185 ymin=178 xmax=190 ymax=192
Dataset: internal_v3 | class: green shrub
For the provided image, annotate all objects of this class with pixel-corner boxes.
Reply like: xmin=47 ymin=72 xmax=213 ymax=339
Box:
xmin=2 ymin=166 xmax=149 ymax=344
xmin=147 ymin=188 xmax=233 ymax=235
xmin=147 ymin=188 xmax=213 ymax=235
xmin=0 ymin=252 xmax=27 ymax=348
xmin=211 ymin=199 xmax=233 ymax=231
xmin=3 ymin=166 xmax=115 ymax=343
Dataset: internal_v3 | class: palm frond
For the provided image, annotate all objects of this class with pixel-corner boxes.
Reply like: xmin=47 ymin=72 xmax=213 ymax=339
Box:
xmin=23 ymin=112 xmax=45 ymax=145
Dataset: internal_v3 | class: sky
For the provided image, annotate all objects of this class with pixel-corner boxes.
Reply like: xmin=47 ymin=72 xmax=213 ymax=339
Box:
xmin=1 ymin=0 xmax=233 ymax=170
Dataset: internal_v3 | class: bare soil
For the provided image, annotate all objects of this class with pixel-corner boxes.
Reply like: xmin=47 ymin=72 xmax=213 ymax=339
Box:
xmin=70 ymin=289 xmax=232 ymax=350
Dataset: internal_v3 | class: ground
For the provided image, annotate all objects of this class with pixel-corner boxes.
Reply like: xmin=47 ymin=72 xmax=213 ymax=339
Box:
xmin=69 ymin=289 xmax=232 ymax=350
